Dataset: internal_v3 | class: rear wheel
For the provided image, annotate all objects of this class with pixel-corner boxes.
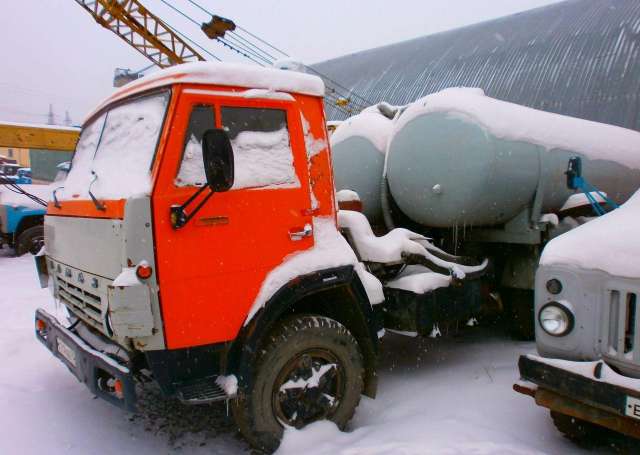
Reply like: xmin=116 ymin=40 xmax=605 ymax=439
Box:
xmin=550 ymin=411 xmax=609 ymax=446
xmin=232 ymin=315 xmax=364 ymax=452
xmin=16 ymin=225 xmax=44 ymax=256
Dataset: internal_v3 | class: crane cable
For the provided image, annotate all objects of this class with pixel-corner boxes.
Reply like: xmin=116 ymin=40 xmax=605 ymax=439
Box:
xmin=162 ymin=20 xmax=222 ymax=62
xmin=155 ymin=0 xmax=365 ymax=116
xmin=180 ymin=0 xmax=373 ymax=112
xmin=157 ymin=0 xmax=266 ymax=66
xmin=186 ymin=0 xmax=290 ymax=57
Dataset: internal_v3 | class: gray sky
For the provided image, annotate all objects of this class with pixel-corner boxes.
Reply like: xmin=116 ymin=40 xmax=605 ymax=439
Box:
xmin=0 ymin=0 xmax=561 ymax=125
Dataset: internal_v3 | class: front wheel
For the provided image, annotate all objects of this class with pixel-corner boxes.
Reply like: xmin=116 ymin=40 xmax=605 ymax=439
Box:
xmin=232 ymin=315 xmax=364 ymax=452
xmin=16 ymin=225 xmax=44 ymax=256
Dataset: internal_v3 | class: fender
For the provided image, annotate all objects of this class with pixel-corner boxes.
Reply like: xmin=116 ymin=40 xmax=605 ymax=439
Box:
xmin=229 ymin=264 xmax=382 ymax=397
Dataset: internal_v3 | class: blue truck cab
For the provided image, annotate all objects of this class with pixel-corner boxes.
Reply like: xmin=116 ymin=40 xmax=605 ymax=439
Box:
xmin=0 ymin=203 xmax=45 ymax=255
xmin=16 ymin=168 xmax=33 ymax=184
xmin=0 ymin=163 xmax=67 ymax=255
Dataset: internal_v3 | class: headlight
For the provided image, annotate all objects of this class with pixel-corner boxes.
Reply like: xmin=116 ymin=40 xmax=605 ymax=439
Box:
xmin=545 ymin=278 xmax=562 ymax=295
xmin=539 ymin=302 xmax=574 ymax=336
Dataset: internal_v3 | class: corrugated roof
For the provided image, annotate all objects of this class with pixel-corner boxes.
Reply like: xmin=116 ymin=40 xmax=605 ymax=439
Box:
xmin=314 ymin=0 xmax=640 ymax=129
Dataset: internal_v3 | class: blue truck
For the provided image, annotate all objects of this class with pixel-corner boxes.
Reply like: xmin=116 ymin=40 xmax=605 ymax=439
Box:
xmin=0 ymin=162 xmax=67 ymax=255
xmin=0 ymin=201 xmax=45 ymax=255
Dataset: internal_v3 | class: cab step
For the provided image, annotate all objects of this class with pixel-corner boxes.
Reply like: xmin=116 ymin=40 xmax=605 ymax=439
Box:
xmin=176 ymin=376 xmax=227 ymax=404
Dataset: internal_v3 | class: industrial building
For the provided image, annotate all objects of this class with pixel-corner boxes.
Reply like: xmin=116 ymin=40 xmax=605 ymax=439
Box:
xmin=315 ymin=0 xmax=640 ymax=129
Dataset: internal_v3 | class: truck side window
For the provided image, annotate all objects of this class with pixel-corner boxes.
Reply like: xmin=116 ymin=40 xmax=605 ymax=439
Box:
xmin=221 ymin=107 xmax=300 ymax=189
xmin=175 ymin=105 xmax=216 ymax=186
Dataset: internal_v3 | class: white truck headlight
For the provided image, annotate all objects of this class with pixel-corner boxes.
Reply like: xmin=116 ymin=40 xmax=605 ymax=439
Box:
xmin=539 ymin=302 xmax=574 ymax=336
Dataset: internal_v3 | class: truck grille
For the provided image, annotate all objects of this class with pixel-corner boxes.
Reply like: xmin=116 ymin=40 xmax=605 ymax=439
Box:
xmin=603 ymin=287 xmax=640 ymax=371
xmin=50 ymin=258 xmax=109 ymax=336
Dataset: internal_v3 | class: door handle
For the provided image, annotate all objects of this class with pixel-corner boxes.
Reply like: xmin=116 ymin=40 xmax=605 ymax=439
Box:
xmin=289 ymin=224 xmax=313 ymax=241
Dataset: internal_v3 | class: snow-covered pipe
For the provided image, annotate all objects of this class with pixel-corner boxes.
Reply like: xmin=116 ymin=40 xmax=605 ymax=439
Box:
xmin=385 ymin=88 xmax=640 ymax=228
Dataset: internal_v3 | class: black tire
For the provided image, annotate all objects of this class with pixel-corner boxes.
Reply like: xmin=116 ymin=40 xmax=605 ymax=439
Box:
xmin=232 ymin=315 xmax=364 ymax=452
xmin=16 ymin=225 xmax=44 ymax=256
xmin=503 ymin=288 xmax=535 ymax=340
xmin=550 ymin=411 xmax=609 ymax=446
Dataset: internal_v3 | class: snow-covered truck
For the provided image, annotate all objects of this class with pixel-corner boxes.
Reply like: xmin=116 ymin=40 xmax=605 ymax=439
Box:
xmin=1 ymin=164 xmax=69 ymax=255
xmin=515 ymin=189 xmax=640 ymax=442
xmin=33 ymin=62 xmax=485 ymax=452
xmin=0 ymin=183 xmax=49 ymax=255
xmin=330 ymin=89 xmax=640 ymax=338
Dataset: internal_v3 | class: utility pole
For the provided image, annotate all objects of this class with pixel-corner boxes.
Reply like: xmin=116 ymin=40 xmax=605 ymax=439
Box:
xmin=47 ymin=104 xmax=55 ymax=125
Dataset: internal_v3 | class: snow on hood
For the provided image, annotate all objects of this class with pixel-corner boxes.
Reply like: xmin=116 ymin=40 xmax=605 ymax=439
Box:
xmin=540 ymin=189 xmax=640 ymax=278
xmin=394 ymin=87 xmax=640 ymax=170
xmin=330 ymin=107 xmax=395 ymax=153
xmin=88 ymin=61 xmax=324 ymax=122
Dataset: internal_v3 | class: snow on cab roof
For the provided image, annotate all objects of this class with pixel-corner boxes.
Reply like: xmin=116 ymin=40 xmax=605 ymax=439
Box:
xmin=88 ymin=62 xmax=325 ymax=122
xmin=540 ymin=188 xmax=640 ymax=279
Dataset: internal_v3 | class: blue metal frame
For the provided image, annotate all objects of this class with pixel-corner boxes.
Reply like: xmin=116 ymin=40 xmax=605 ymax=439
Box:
xmin=566 ymin=157 xmax=619 ymax=216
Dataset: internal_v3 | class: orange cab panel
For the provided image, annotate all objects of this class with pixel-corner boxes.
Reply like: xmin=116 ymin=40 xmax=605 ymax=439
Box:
xmin=152 ymin=85 xmax=316 ymax=349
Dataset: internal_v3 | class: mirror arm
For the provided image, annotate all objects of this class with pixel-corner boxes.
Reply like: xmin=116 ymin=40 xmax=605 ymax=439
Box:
xmin=171 ymin=185 xmax=214 ymax=229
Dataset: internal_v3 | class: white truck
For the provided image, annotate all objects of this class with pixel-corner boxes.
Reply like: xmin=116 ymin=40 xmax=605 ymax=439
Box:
xmin=515 ymin=188 xmax=640 ymax=443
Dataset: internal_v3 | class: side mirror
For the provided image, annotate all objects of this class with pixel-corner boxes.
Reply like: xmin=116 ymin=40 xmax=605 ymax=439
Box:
xmin=202 ymin=129 xmax=234 ymax=192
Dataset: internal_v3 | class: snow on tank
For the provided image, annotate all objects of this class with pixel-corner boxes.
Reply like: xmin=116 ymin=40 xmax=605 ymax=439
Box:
xmin=386 ymin=87 xmax=640 ymax=228
xmin=540 ymin=188 xmax=640 ymax=279
xmin=330 ymin=104 xmax=396 ymax=224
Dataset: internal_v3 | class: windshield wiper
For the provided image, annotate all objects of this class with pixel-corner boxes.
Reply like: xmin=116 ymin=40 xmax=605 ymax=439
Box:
xmin=52 ymin=186 xmax=64 ymax=208
xmin=88 ymin=171 xmax=106 ymax=211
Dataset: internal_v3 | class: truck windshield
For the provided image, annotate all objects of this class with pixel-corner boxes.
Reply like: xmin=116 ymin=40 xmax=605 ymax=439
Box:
xmin=60 ymin=91 xmax=170 ymax=201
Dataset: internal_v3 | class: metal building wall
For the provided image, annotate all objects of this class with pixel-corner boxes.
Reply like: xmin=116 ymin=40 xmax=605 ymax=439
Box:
xmin=314 ymin=0 xmax=640 ymax=129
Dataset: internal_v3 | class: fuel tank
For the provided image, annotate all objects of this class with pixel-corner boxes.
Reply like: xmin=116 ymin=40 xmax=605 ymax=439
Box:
xmin=383 ymin=88 xmax=640 ymax=228
xmin=330 ymin=106 xmax=394 ymax=224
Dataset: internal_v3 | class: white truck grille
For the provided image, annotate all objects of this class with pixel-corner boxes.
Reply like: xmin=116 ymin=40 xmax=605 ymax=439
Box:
xmin=603 ymin=287 xmax=639 ymax=368
xmin=50 ymin=258 xmax=109 ymax=336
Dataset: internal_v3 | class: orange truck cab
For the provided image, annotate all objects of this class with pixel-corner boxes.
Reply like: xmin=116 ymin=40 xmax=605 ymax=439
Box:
xmin=33 ymin=62 xmax=486 ymax=451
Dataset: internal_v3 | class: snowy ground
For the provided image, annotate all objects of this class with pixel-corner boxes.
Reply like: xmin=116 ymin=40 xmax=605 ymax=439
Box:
xmin=0 ymin=251 xmax=619 ymax=454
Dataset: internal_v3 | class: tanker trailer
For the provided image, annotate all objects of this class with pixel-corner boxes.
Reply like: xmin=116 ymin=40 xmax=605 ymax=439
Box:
xmin=331 ymin=104 xmax=395 ymax=225
xmin=333 ymin=87 xmax=640 ymax=338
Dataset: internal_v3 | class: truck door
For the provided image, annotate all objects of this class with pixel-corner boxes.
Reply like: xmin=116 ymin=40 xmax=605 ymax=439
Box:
xmin=153 ymin=89 xmax=314 ymax=349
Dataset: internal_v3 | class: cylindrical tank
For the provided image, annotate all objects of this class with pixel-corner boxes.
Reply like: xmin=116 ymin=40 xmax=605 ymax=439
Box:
xmin=331 ymin=106 xmax=394 ymax=224
xmin=385 ymin=88 xmax=640 ymax=228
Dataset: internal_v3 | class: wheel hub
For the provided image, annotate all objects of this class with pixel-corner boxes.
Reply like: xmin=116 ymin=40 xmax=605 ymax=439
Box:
xmin=273 ymin=349 xmax=344 ymax=429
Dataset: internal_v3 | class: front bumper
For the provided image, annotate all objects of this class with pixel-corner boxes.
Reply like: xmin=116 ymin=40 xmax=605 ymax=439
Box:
xmin=515 ymin=355 xmax=640 ymax=439
xmin=35 ymin=308 xmax=137 ymax=411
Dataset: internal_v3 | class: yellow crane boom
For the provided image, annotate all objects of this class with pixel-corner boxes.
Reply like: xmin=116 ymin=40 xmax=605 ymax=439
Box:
xmin=0 ymin=122 xmax=79 ymax=152
xmin=74 ymin=0 xmax=205 ymax=68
